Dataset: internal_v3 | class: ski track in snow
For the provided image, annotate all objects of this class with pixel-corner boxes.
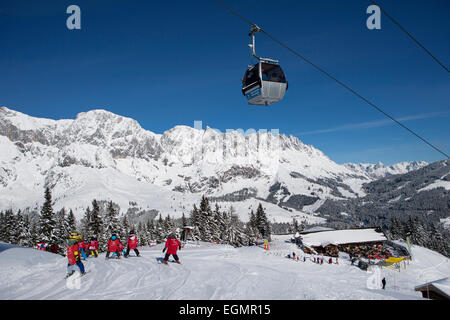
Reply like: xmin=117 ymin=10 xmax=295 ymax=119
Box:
xmin=1 ymin=237 xmax=448 ymax=300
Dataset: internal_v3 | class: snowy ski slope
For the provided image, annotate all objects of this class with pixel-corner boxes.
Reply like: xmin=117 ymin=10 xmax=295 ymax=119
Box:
xmin=0 ymin=236 xmax=448 ymax=300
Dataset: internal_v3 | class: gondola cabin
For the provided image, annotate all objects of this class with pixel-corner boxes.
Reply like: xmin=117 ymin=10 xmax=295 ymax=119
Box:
xmin=242 ymin=61 xmax=287 ymax=106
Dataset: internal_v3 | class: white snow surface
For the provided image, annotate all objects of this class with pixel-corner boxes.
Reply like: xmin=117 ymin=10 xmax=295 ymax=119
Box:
xmin=301 ymin=229 xmax=387 ymax=247
xmin=418 ymin=179 xmax=450 ymax=192
xmin=1 ymin=237 xmax=448 ymax=300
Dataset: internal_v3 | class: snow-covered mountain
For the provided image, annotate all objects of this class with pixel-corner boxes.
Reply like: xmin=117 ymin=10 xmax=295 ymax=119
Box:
xmin=0 ymin=107 xmax=427 ymax=223
xmin=343 ymin=161 xmax=428 ymax=179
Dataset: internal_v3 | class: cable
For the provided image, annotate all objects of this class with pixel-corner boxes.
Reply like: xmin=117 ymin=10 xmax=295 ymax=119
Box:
xmin=369 ymin=0 xmax=449 ymax=74
xmin=214 ymin=0 xmax=450 ymax=159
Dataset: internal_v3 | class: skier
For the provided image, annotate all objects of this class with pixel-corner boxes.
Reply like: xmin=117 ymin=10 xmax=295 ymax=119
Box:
xmin=66 ymin=234 xmax=86 ymax=277
xmin=47 ymin=243 xmax=60 ymax=254
xmin=37 ymin=241 xmax=47 ymax=251
xmin=292 ymin=252 xmax=296 ymax=260
xmin=162 ymin=233 xmax=181 ymax=264
xmin=88 ymin=237 xmax=99 ymax=258
xmin=382 ymin=277 xmax=386 ymax=290
xmin=124 ymin=231 xmax=140 ymax=258
xmin=106 ymin=234 xmax=122 ymax=259
xmin=78 ymin=237 xmax=88 ymax=260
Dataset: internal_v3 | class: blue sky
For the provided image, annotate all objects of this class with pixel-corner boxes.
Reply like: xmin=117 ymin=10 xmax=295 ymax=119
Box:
xmin=0 ymin=0 xmax=449 ymax=165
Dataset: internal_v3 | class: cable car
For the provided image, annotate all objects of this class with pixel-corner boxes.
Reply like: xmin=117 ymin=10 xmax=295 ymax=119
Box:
xmin=242 ymin=25 xmax=288 ymax=106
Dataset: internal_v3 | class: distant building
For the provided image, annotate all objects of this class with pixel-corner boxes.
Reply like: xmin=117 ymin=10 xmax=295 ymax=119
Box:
xmin=415 ymin=277 xmax=450 ymax=300
xmin=300 ymin=228 xmax=388 ymax=258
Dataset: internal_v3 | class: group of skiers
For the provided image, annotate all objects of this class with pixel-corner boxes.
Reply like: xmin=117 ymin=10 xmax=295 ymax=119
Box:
xmin=286 ymin=252 xmax=339 ymax=265
xmin=105 ymin=232 xmax=140 ymax=259
xmin=36 ymin=241 xmax=61 ymax=254
xmin=65 ymin=231 xmax=182 ymax=277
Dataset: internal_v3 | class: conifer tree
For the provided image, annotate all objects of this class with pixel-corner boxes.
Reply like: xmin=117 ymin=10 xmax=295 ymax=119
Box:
xmin=67 ymin=209 xmax=77 ymax=233
xmin=81 ymin=206 xmax=92 ymax=239
xmin=255 ymin=203 xmax=271 ymax=238
xmin=4 ymin=209 xmax=16 ymax=244
xmin=39 ymin=187 xmax=57 ymax=243
xmin=55 ymin=208 xmax=69 ymax=244
xmin=181 ymin=212 xmax=188 ymax=228
xmin=292 ymin=218 xmax=299 ymax=233
xmin=89 ymin=200 xmax=103 ymax=241
xmin=104 ymin=201 xmax=121 ymax=238
xmin=428 ymin=224 xmax=448 ymax=256
xmin=18 ymin=212 xmax=32 ymax=247
xmin=146 ymin=219 xmax=155 ymax=241
xmin=0 ymin=211 xmax=5 ymax=242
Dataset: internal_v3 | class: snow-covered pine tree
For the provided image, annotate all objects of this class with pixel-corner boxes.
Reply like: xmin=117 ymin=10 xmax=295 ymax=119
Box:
xmin=244 ymin=210 xmax=258 ymax=245
xmin=104 ymin=201 xmax=121 ymax=239
xmin=39 ymin=187 xmax=58 ymax=243
xmin=0 ymin=211 xmax=5 ymax=242
xmin=89 ymin=199 xmax=103 ymax=242
xmin=66 ymin=209 xmax=77 ymax=234
xmin=406 ymin=216 xmax=428 ymax=247
xmin=389 ymin=217 xmax=406 ymax=240
xmin=164 ymin=215 xmax=176 ymax=234
xmin=146 ymin=219 xmax=155 ymax=241
xmin=255 ymin=203 xmax=271 ymax=238
xmin=30 ymin=221 xmax=40 ymax=247
xmin=292 ymin=218 xmax=299 ymax=233
xmin=189 ymin=204 xmax=201 ymax=240
xmin=198 ymin=196 xmax=214 ymax=242
xmin=428 ymin=224 xmax=448 ymax=256
xmin=4 ymin=209 xmax=16 ymax=244
xmin=80 ymin=206 xmax=92 ymax=239
xmin=226 ymin=207 xmax=247 ymax=247
xmin=55 ymin=208 xmax=69 ymax=244
xmin=181 ymin=212 xmax=188 ymax=228
xmin=122 ymin=215 xmax=130 ymax=239
xmin=213 ymin=204 xmax=226 ymax=244
xmin=19 ymin=212 xmax=32 ymax=247
xmin=137 ymin=222 xmax=147 ymax=246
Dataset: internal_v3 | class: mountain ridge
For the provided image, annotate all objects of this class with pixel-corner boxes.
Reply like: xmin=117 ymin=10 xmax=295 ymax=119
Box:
xmin=0 ymin=106 xmax=432 ymax=223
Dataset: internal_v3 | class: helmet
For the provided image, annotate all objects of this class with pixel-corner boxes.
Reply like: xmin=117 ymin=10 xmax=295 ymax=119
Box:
xmin=111 ymin=235 xmax=117 ymax=240
xmin=129 ymin=230 xmax=135 ymax=235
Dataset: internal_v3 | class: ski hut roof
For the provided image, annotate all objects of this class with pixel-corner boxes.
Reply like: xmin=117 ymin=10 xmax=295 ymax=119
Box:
xmin=301 ymin=228 xmax=387 ymax=247
xmin=415 ymin=277 xmax=450 ymax=300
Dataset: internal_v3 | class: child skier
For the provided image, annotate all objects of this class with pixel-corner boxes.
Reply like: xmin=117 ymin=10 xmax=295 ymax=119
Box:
xmin=162 ymin=233 xmax=181 ymax=264
xmin=88 ymin=237 xmax=99 ymax=258
xmin=66 ymin=234 xmax=86 ymax=277
xmin=106 ymin=234 xmax=122 ymax=259
xmin=78 ymin=237 xmax=88 ymax=260
xmin=124 ymin=231 xmax=140 ymax=258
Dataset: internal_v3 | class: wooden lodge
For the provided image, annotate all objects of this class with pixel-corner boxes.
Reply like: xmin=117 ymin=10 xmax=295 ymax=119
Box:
xmin=299 ymin=228 xmax=388 ymax=258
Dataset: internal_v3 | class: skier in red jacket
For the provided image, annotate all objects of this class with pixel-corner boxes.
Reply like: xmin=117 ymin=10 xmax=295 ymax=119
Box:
xmin=124 ymin=230 xmax=140 ymax=258
xmin=106 ymin=234 xmax=122 ymax=259
xmin=66 ymin=234 xmax=85 ymax=277
xmin=162 ymin=233 xmax=182 ymax=264
xmin=88 ymin=237 xmax=99 ymax=258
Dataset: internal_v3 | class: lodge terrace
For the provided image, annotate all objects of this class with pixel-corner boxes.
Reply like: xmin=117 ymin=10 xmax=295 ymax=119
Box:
xmin=298 ymin=228 xmax=390 ymax=258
